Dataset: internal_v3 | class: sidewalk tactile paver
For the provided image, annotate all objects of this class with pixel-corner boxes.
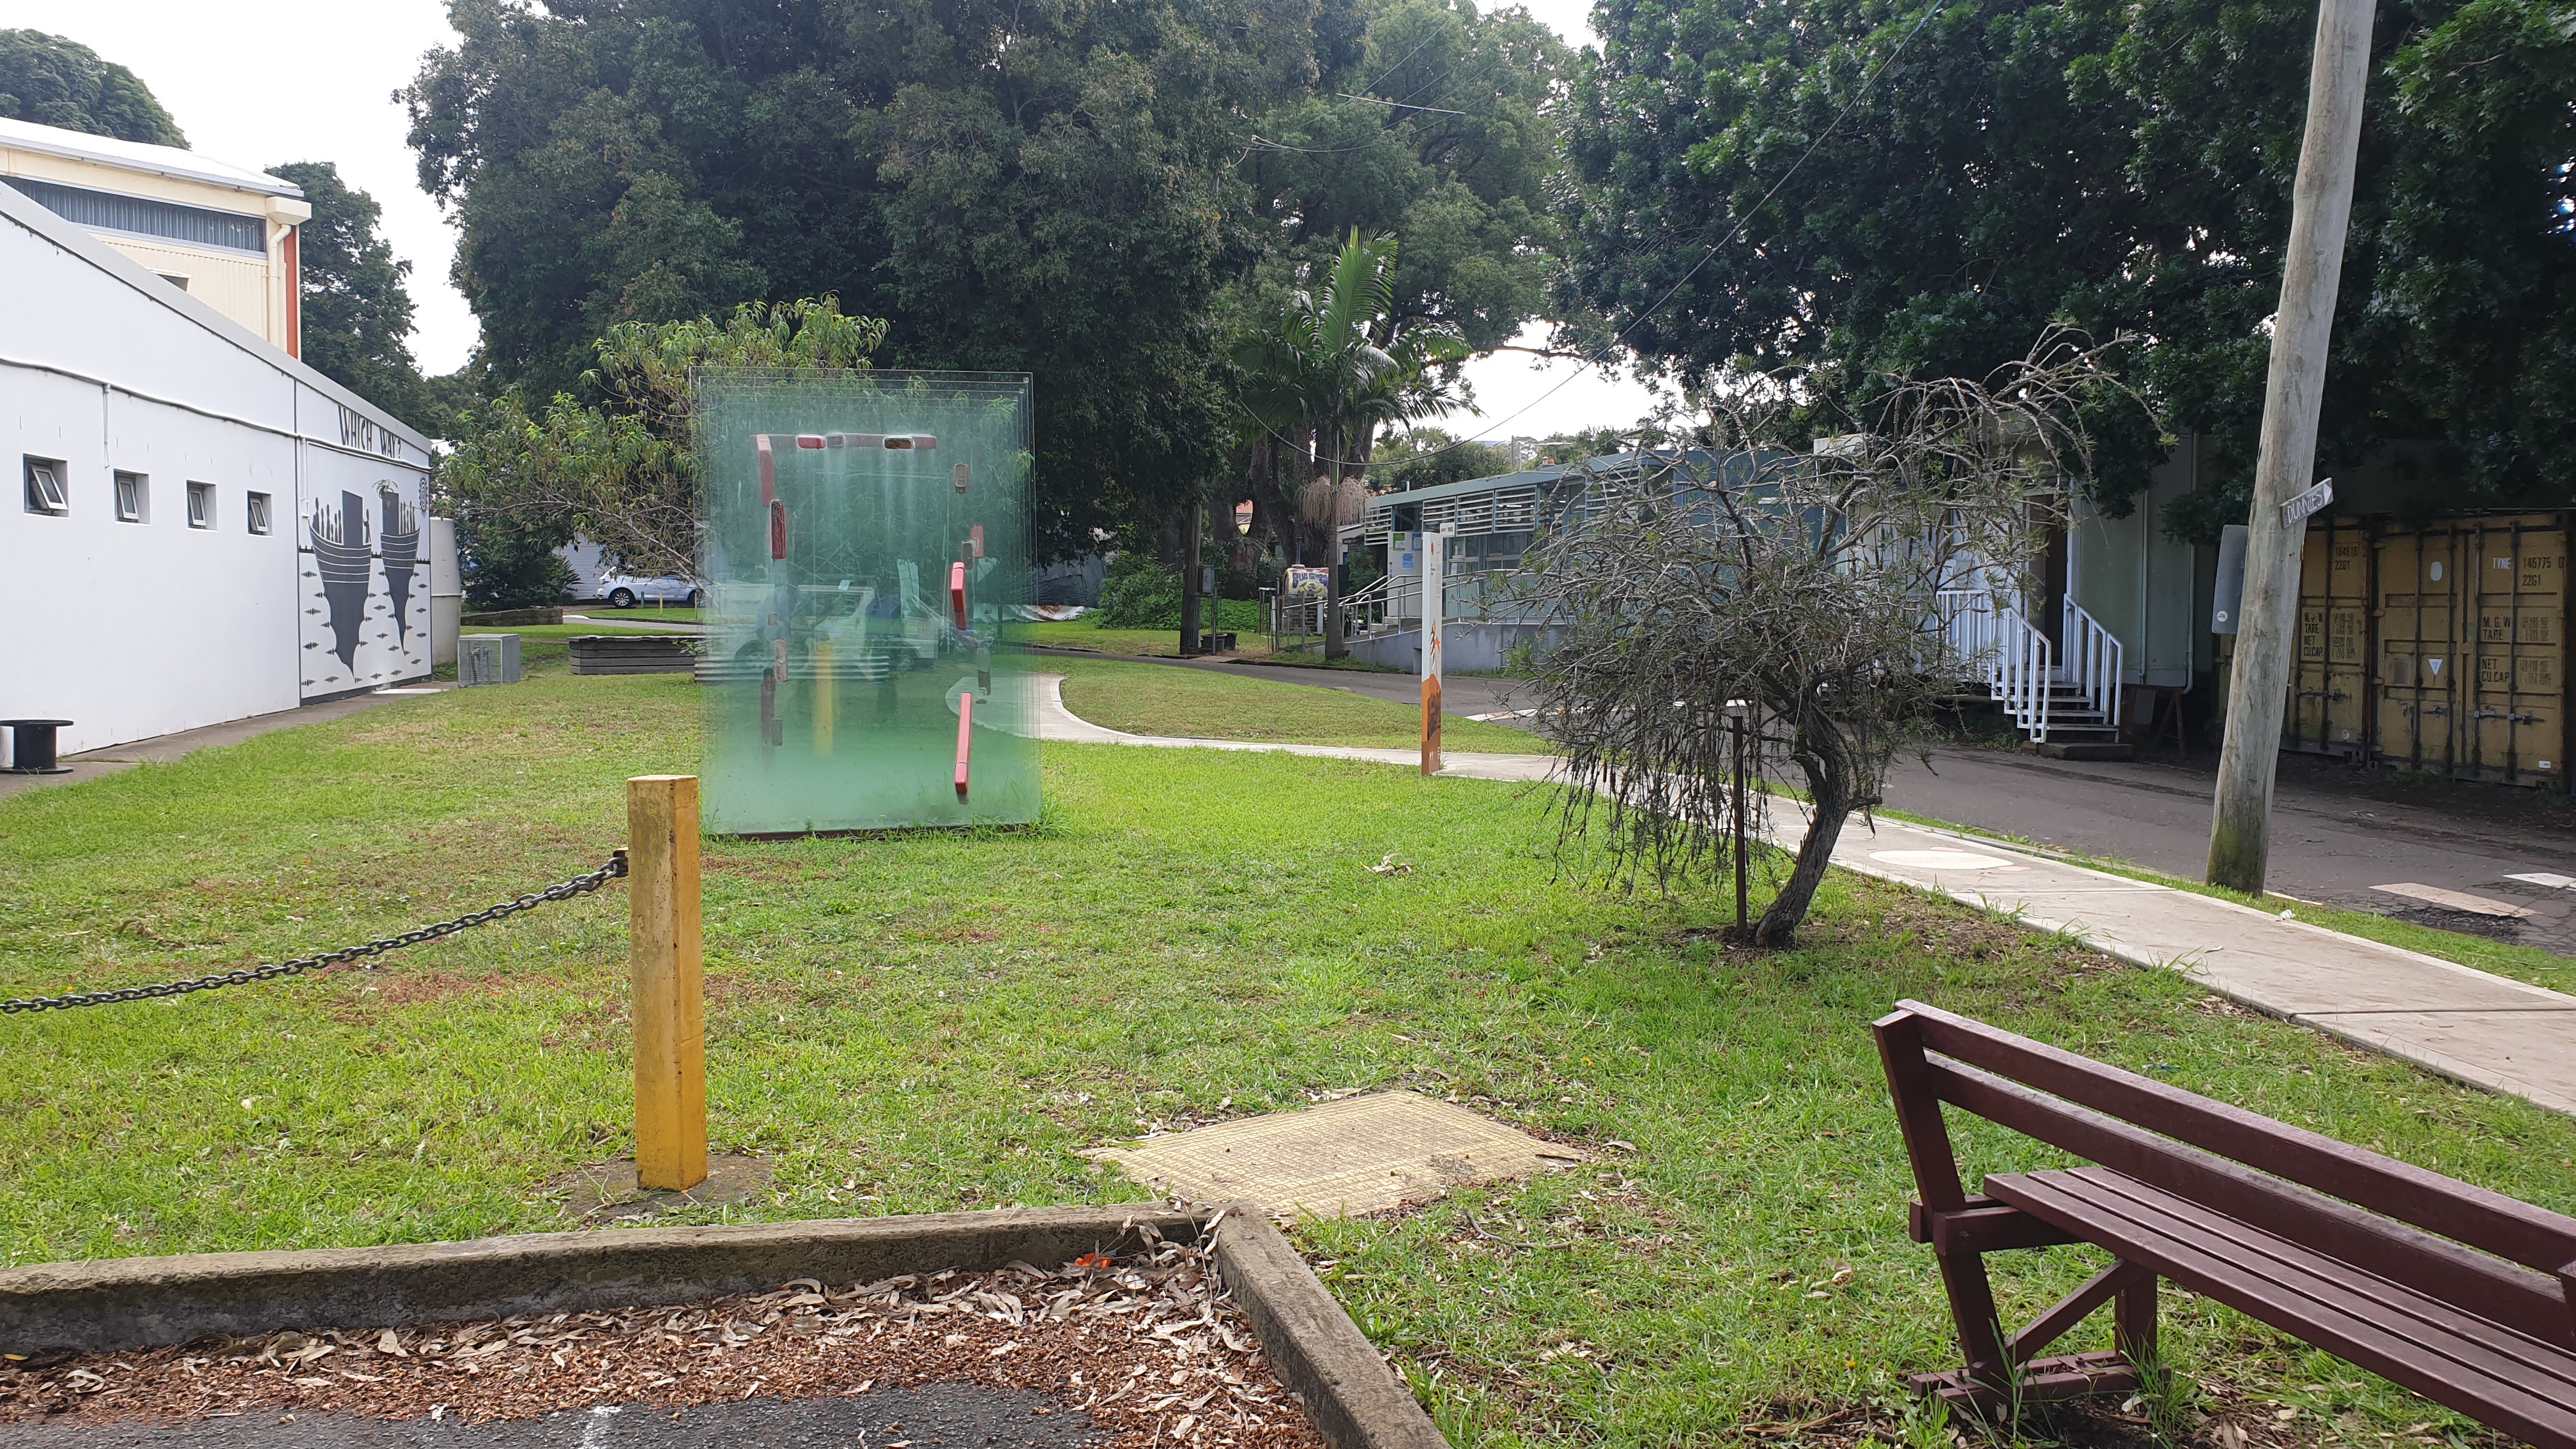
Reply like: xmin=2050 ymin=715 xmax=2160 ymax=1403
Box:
xmin=2370 ymin=882 xmax=2534 ymax=919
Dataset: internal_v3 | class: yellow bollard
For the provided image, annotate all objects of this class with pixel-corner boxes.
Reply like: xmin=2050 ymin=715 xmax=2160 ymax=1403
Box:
xmin=627 ymin=775 xmax=707 ymax=1191
xmin=1421 ymin=675 xmax=1444 ymax=776
xmin=813 ymin=640 xmax=835 ymax=755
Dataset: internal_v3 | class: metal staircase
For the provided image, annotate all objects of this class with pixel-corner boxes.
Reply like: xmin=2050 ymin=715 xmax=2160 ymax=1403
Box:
xmin=1937 ymin=590 xmax=2126 ymax=752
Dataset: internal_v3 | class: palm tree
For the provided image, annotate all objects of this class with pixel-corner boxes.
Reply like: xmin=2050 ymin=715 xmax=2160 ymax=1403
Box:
xmin=1233 ymin=231 xmax=1466 ymax=657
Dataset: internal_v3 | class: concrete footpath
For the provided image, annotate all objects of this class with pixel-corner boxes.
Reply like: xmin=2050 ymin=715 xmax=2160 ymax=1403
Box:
xmin=1038 ymin=676 xmax=2576 ymax=1117
xmin=0 ymin=688 xmax=443 ymax=804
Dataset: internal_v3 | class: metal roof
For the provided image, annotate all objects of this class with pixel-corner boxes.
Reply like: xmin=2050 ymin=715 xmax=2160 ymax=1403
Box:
xmin=0 ymin=116 xmax=303 ymax=201
xmin=1356 ymin=448 xmax=1803 ymax=521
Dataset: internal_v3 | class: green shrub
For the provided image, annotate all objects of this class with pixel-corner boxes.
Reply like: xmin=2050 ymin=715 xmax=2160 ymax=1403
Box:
xmin=1096 ymin=553 xmax=1184 ymax=628
xmin=1094 ymin=554 xmax=1265 ymax=631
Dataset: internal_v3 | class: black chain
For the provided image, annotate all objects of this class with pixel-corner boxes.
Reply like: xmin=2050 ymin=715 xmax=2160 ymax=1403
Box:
xmin=1 ymin=852 xmax=629 ymax=1015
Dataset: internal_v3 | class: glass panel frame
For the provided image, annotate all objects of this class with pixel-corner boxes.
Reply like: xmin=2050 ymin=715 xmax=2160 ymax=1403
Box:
xmin=694 ymin=367 xmax=1037 ymax=836
xmin=187 ymin=480 xmax=213 ymax=530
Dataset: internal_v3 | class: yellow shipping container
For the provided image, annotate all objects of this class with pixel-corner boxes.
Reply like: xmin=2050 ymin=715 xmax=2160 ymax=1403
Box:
xmin=2287 ymin=518 xmax=2372 ymax=757
xmin=2366 ymin=514 xmax=2566 ymax=785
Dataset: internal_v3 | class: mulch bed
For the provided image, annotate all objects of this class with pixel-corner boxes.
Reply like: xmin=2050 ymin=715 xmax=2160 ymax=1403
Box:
xmin=1 ymin=1218 xmax=1322 ymax=1449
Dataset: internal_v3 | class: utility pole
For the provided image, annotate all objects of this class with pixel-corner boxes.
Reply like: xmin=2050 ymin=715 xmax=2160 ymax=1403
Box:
xmin=2206 ymin=0 xmax=2376 ymax=894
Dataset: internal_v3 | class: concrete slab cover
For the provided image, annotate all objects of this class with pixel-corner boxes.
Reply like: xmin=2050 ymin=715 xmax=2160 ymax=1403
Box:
xmin=1092 ymin=1092 xmax=1581 ymax=1217
xmin=2371 ymin=882 xmax=2535 ymax=919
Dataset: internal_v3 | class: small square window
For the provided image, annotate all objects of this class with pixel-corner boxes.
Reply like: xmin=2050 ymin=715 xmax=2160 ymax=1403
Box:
xmin=22 ymin=457 xmax=68 ymax=516
xmin=187 ymin=482 xmax=214 ymax=529
xmin=247 ymin=491 xmax=272 ymax=535
xmin=114 ymin=471 xmax=146 ymax=523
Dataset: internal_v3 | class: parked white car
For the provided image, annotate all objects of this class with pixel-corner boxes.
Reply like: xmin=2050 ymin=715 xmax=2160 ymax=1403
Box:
xmin=595 ymin=572 xmax=704 ymax=608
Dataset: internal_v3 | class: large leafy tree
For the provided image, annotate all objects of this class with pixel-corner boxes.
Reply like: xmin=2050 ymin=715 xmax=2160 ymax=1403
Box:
xmin=441 ymin=299 xmax=888 ymax=583
xmin=1233 ymin=231 xmax=1466 ymax=654
xmin=404 ymin=0 xmax=1570 ymax=557
xmin=1562 ymin=0 xmax=2576 ymax=534
xmin=404 ymin=0 xmax=1337 ymax=557
xmin=0 ymin=30 xmax=185 ymax=146
xmin=1238 ymin=0 xmax=1572 ymax=355
xmin=266 ymin=162 xmax=455 ymax=435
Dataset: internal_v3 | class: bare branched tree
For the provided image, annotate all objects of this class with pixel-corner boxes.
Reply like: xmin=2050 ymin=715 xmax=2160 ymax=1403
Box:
xmin=1523 ymin=331 xmax=2141 ymax=946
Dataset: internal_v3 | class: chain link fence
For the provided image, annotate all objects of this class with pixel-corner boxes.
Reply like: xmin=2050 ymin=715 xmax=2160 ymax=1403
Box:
xmin=1 ymin=852 xmax=629 ymax=1015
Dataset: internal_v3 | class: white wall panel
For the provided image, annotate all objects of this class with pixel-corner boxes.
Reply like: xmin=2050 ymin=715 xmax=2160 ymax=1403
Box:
xmin=0 ymin=188 xmax=429 ymax=753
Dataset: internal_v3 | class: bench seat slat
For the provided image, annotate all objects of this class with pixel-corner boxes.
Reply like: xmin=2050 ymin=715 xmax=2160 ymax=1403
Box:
xmin=1990 ymin=1169 xmax=2576 ymax=1449
xmin=2035 ymin=1168 xmax=2576 ymax=1395
xmin=1930 ymin=1059 xmax=2575 ymax=1347
xmin=1901 ymin=999 xmax=2576 ymax=1275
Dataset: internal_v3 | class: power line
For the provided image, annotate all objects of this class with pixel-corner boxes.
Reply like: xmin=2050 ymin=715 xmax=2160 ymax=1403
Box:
xmin=1258 ymin=0 xmax=1954 ymax=468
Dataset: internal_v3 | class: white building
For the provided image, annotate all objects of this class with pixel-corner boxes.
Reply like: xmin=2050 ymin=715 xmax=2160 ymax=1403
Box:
xmin=1 ymin=116 xmax=311 ymax=355
xmin=1 ymin=126 xmax=434 ymax=760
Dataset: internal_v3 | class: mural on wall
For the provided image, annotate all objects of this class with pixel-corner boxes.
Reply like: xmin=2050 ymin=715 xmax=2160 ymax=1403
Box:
xmin=298 ymin=456 xmax=431 ymax=699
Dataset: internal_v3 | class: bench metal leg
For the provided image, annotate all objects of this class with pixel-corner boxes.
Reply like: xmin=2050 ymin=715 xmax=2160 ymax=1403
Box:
xmin=1934 ymin=1249 xmax=2013 ymax=1389
xmin=1912 ymin=1257 xmax=2151 ymax=1413
xmin=2115 ymin=1267 xmax=2158 ymax=1366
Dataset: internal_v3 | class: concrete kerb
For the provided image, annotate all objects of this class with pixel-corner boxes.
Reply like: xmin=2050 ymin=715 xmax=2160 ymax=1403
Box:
xmin=0 ymin=1201 xmax=1446 ymax=1449
xmin=1827 ymin=811 xmax=2576 ymax=1112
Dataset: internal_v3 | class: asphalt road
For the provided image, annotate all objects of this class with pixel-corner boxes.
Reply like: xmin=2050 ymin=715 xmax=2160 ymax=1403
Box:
xmin=0 ymin=1385 xmax=1096 ymax=1448
xmin=1876 ymin=746 xmax=2576 ymax=952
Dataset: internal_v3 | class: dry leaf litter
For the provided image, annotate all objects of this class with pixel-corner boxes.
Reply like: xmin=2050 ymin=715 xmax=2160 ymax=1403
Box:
xmin=1 ymin=1217 xmax=1322 ymax=1448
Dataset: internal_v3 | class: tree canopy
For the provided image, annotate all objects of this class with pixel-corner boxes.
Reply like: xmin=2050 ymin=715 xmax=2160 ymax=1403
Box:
xmin=1236 ymin=0 xmax=1571 ymax=355
xmin=0 ymin=30 xmax=185 ymax=146
xmin=406 ymin=0 xmax=1318 ymax=555
xmin=266 ymin=161 xmax=459 ymax=436
xmin=441 ymin=299 xmax=888 ymax=583
xmin=403 ymin=0 xmax=1572 ymax=556
xmin=1562 ymin=0 xmax=2576 ymax=535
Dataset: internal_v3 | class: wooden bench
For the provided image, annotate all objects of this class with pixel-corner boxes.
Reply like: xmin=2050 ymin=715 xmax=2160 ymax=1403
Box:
xmin=1874 ymin=999 xmax=2576 ymax=1446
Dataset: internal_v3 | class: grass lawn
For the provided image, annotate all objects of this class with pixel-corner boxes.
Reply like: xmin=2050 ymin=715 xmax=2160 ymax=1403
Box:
xmin=569 ymin=605 xmax=707 ymax=624
xmin=1048 ymin=656 xmax=1542 ymax=752
xmin=3 ymin=678 xmax=2570 ymax=1447
xmin=1008 ymin=620 xmax=1200 ymax=656
xmin=1008 ymin=604 xmax=1276 ymax=660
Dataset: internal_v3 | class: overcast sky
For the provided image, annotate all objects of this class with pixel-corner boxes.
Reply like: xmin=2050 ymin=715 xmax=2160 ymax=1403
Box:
xmin=17 ymin=0 xmax=1660 ymax=441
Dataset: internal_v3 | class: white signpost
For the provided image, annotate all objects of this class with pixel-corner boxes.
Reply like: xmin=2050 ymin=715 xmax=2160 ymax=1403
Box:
xmin=2281 ymin=477 xmax=2336 ymax=527
xmin=1421 ymin=526 xmax=1447 ymax=776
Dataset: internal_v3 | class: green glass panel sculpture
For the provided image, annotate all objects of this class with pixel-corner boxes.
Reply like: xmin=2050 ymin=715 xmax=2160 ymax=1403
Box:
xmin=696 ymin=368 xmax=1036 ymax=834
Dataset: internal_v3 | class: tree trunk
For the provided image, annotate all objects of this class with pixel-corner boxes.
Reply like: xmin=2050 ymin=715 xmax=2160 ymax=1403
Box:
xmin=1751 ymin=724 xmax=1855 ymax=947
xmin=1181 ymin=494 xmax=1204 ymax=656
xmin=1246 ymin=437 xmax=1285 ymax=555
xmin=1322 ymin=426 xmax=1348 ymax=660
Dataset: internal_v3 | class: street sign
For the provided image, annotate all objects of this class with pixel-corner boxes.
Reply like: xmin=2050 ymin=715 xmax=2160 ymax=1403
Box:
xmin=2282 ymin=477 xmax=2335 ymax=526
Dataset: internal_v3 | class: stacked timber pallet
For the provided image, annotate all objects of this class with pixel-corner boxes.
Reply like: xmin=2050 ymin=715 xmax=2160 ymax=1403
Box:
xmin=569 ymin=634 xmax=701 ymax=676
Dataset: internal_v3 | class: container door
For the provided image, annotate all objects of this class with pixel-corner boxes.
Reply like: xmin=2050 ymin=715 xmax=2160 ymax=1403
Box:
xmin=2373 ymin=528 xmax=2458 ymax=772
xmin=2465 ymin=516 xmax=2566 ymax=785
xmin=2289 ymin=525 xmax=2334 ymax=751
xmin=2290 ymin=520 xmax=2371 ymax=754
xmin=2324 ymin=522 xmax=2372 ymax=751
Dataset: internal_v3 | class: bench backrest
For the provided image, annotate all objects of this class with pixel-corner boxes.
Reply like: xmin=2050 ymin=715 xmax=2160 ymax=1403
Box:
xmin=1877 ymin=999 xmax=2576 ymax=1347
